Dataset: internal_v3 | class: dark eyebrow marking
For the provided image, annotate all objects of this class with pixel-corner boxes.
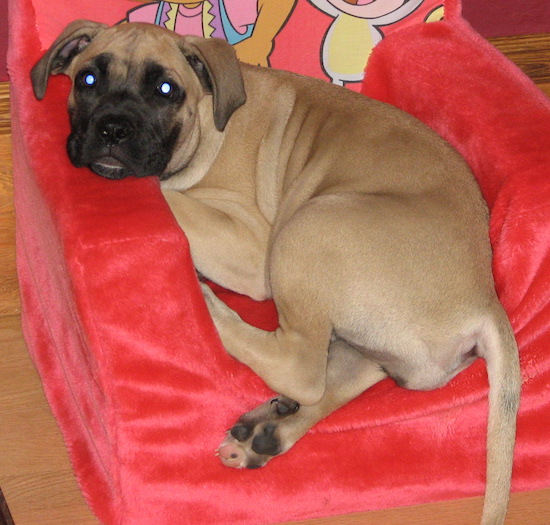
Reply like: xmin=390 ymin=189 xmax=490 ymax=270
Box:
xmin=92 ymin=53 xmax=113 ymax=75
xmin=143 ymin=62 xmax=167 ymax=86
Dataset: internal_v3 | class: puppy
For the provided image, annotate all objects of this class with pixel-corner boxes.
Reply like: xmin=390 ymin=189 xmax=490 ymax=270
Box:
xmin=31 ymin=21 xmax=521 ymax=525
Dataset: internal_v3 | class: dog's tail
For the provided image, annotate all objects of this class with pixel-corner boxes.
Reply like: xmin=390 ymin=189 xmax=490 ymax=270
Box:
xmin=477 ymin=306 xmax=521 ymax=525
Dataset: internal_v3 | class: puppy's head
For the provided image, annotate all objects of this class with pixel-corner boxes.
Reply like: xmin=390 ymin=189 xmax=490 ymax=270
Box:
xmin=31 ymin=20 xmax=246 ymax=180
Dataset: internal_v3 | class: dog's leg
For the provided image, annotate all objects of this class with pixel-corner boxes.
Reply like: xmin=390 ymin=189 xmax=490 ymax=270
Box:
xmin=216 ymin=339 xmax=388 ymax=468
xmin=162 ymin=188 xmax=270 ymax=300
xmin=202 ymin=283 xmax=333 ymax=405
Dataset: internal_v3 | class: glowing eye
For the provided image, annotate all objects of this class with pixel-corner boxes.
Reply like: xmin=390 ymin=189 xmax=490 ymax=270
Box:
xmin=158 ymin=82 xmax=173 ymax=96
xmin=83 ymin=73 xmax=96 ymax=86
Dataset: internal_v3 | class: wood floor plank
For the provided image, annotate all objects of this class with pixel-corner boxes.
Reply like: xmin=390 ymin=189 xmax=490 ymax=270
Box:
xmin=489 ymin=33 xmax=550 ymax=86
xmin=0 ymin=487 xmax=15 ymax=525
xmin=7 ymin=506 xmax=97 ymax=525
xmin=0 ymin=316 xmax=99 ymax=524
xmin=0 ymin=132 xmax=19 ymax=318
xmin=0 ymin=84 xmax=10 ymax=136
xmin=2 ymin=471 xmax=98 ymax=525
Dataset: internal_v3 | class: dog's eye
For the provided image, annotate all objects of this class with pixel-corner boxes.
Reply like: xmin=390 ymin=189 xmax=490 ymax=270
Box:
xmin=80 ymin=72 xmax=97 ymax=87
xmin=157 ymin=81 xmax=174 ymax=97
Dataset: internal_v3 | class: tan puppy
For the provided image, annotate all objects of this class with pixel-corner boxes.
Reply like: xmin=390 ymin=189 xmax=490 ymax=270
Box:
xmin=31 ymin=21 xmax=520 ymax=525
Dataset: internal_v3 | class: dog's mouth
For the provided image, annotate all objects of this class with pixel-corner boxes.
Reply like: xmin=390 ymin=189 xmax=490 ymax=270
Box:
xmin=90 ymin=156 xmax=134 ymax=179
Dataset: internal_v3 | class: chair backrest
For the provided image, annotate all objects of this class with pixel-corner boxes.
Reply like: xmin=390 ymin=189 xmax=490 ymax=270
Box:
xmin=30 ymin=0 xmax=452 ymax=92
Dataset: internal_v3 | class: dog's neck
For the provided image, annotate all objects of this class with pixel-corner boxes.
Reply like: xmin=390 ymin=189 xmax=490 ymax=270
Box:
xmin=160 ymin=96 xmax=225 ymax=191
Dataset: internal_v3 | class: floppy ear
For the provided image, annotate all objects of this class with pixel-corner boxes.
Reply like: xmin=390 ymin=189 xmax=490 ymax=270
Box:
xmin=180 ymin=36 xmax=246 ymax=132
xmin=31 ymin=19 xmax=108 ymax=100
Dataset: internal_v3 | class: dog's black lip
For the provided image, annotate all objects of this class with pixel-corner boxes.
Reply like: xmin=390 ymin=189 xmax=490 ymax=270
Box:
xmin=90 ymin=156 xmax=133 ymax=179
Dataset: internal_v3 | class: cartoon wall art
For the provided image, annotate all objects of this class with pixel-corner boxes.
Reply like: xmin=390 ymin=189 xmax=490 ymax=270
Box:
xmin=124 ymin=1 xmax=297 ymax=66
xmin=308 ymin=0 xmax=444 ymax=85
xmin=120 ymin=1 xmax=443 ymax=86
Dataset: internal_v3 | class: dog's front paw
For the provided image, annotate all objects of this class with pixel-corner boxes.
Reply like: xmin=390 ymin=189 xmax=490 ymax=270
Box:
xmin=216 ymin=397 xmax=300 ymax=469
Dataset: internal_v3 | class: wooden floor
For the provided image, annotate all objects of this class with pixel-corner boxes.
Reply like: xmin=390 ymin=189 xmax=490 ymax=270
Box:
xmin=1 ymin=33 xmax=550 ymax=525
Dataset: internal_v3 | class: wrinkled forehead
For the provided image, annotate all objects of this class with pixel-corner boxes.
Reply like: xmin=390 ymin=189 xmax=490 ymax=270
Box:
xmin=72 ymin=24 xmax=188 ymax=83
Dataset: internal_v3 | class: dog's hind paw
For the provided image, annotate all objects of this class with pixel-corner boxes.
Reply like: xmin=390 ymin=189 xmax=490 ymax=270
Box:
xmin=216 ymin=397 xmax=301 ymax=469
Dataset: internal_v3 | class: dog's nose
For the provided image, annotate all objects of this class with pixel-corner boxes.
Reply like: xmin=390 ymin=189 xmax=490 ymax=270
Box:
xmin=96 ymin=115 xmax=134 ymax=145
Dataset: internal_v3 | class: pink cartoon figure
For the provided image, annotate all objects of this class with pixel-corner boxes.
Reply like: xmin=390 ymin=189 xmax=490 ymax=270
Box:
xmin=124 ymin=1 xmax=297 ymax=66
xmin=309 ymin=0 xmax=444 ymax=85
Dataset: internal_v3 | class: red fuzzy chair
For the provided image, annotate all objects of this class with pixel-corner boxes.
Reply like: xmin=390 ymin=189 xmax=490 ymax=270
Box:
xmin=8 ymin=0 xmax=550 ymax=523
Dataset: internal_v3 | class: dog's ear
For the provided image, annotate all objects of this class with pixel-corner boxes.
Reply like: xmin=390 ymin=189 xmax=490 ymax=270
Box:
xmin=180 ymin=36 xmax=246 ymax=132
xmin=31 ymin=20 xmax=107 ymax=100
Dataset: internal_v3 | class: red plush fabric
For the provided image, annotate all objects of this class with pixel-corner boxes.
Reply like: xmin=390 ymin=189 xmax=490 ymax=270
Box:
xmin=8 ymin=0 xmax=550 ymax=524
